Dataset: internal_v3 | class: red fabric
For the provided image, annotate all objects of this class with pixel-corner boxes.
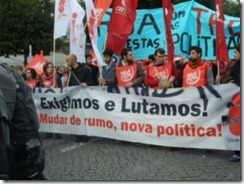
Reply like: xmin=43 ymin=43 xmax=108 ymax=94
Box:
xmin=108 ymin=0 xmax=138 ymax=34
xmin=116 ymin=61 xmax=137 ymax=87
xmin=94 ymin=0 xmax=113 ymax=27
xmin=215 ymin=0 xmax=230 ymax=64
xmin=105 ymin=33 xmax=129 ymax=55
xmin=162 ymin=0 xmax=174 ymax=63
xmin=182 ymin=60 xmax=209 ymax=87
xmin=25 ymin=79 xmax=38 ymax=88
xmin=144 ymin=63 xmax=174 ymax=89
xmin=25 ymin=52 xmax=47 ymax=76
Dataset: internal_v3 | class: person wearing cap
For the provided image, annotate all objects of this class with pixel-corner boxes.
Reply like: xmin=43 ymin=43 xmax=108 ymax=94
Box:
xmin=182 ymin=46 xmax=214 ymax=87
xmin=144 ymin=48 xmax=175 ymax=89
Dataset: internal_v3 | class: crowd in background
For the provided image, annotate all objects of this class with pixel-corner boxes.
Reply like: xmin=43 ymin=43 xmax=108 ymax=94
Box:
xmin=12 ymin=43 xmax=240 ymax=162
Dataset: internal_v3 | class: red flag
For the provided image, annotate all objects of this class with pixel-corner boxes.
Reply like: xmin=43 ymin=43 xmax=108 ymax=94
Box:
xmin=108 ymin=0 xmax=138 ymax=34
xmin=215 ymin=0 xmax=230 ymax=64
xmin=162 ymin=0 xmax=174 ymax=63
xmin=106 ymin=0 xmax=138 ymax=55
xmin=25 ymin=51 xmax=47 ymax=76
xmin=94 ymin=0 xmax=113 ymax=27
xmin=105 ymin=33 xmax=129 ymax=55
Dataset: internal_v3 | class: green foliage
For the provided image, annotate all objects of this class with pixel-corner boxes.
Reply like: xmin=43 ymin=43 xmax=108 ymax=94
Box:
xmin=0 ymin=0 xmax=239 ymax=59
xmin=0 ymin=0 xmax=54 ymax=57
xmin=138 ymin=0 xmax=240 ymax=17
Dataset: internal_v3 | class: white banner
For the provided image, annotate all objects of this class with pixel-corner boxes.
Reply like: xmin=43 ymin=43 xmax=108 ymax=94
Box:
xmin=70 ymin=0 xmax=86 ymax=63
xmin=32 ymin=84 xmax=240 ymax=150
xmin=54 ymin=0 xmax=71 ymax=39
xmin=84 ymin=0 xmax=105 ymax=66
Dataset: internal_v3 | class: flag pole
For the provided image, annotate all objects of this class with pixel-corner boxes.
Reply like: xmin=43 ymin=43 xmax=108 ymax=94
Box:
xmin=53 ymin=39 xmax=56 ymax=87
xmin=99 ymin=32 xmax=108 ymax=86
xmin=216 ymin=60 xmax=220 ymax=85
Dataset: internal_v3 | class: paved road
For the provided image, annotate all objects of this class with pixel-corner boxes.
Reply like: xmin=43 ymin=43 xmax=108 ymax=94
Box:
xmin=27 ymin=135 xmax=241 ymax=181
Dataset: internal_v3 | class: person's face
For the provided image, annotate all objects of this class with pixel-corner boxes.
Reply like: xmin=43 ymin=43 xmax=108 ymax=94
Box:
xmin=125 ymin=51 xmax=133 ymax=63
xmin=103 ymin=55 xmax=112 ymax=64
xmin=46 ymin=64 xmax=54 ymax=74
xmin=25 ymin=70 xmax=32 ymax=78
xmin=189 ymin=50 xmax=200 ymax=62
xmin=66 ymin=55 xmax=73 ymax=67
xmin=234 ymin=49 xmax=240 ymax=61
xmin=86 ymin=56 xmax=92 ymax=65
xmin=163 ymin=56 xmax=168 ymax=63
xmin=154 ymin=52 xmax=164 ymax=64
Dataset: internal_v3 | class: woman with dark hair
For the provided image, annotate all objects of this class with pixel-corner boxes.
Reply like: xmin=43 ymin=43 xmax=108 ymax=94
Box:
xmin=25 ymin=68 xmax=38 ymax=88
xmin=39 ymin=62 xmax=61 ymax=139
xmin=39 ymin=62 xmax=59 ymax=88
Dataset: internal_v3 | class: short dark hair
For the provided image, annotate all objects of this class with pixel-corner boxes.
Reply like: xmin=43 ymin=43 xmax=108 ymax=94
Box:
xmin=85 ymin=54 xmax=92 ymax=59
xmin=148 ymin=54 xmax=155 ymax=60
xmin=189 ymin=46 xmax=202 ymax=56
xmin=154 ymin=48 xmax=165 ymax=56
xmin=103 ymin=48 xmax=113 ymax=57
xmin=235 ymin=43 xmax=240 ymax=53
xmin=121 ymin=48 xmax=132 ymax=58
xmin=27 ymin=68 xmax=37 ymax=78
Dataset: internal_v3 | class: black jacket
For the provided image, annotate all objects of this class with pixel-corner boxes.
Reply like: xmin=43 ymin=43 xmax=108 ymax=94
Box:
xmin=68 ymin=63 xmax=93 ymax=86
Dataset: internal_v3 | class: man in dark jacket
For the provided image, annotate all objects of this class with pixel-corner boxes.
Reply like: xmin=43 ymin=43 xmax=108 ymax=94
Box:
xmin=228 ymin=43 xmax=240 ymax=162
xmin=66 ymin=54 xmax=93 ymax=143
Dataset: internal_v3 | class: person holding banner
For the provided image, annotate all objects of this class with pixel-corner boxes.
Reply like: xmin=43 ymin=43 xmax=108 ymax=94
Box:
xmin=25 ymin=68 xmax=39 ymax=88
xmin=144 ymin=48 xmax=175 ymax=89
xmin=228 ymin=43 xmax=240 ymax=162
xmin=98 ymin=48 xmax=117 ymax=82
xmin=39 ymin=62 xmax=59 ymax=88
xmin=85 ymin=54 xmax=99 ymax=86
xmin=39 ymin=62 xmax=60 ymax=139
xmin=98 ymin=48 xmax=144 ymax=88
xmin=182 ymin=46 xmax=214 ymax=87
xmin=66 ymin=53 xmax=93 ymax=143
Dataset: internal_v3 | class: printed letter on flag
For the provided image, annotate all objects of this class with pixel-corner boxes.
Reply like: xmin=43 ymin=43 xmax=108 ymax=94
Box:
xmin=54 ymin=0 xmax=71 ymax=39
xmin=84 ymin=0 xmax=105 ymax=66
xmin=70 ymin=0 xmax=86 ymax=63
xmin=215 ymin=0 xmax=230 ymax=65
xmin=94 ymin=0 xmax=113 ymax=27
xmin=162 ymin=0 xmax=174 ymax=63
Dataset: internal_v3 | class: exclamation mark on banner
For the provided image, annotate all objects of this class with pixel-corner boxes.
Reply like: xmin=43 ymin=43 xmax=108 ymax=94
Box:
xmin=202 ymin=99 xmax=208 ymax=116
xmin=217 ymin=124 xmax=222 ymax=136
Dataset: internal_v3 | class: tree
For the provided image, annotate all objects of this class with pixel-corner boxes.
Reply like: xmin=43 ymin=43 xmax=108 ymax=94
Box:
xmin=0 ymin=0 xmax=54 ymax=65
xmin=137 ymin=0 xmax=240 ymax=17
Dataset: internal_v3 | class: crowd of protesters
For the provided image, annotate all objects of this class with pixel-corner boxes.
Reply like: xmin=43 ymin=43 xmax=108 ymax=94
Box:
xmin=13 ymin=43 xmax=240 ymax=162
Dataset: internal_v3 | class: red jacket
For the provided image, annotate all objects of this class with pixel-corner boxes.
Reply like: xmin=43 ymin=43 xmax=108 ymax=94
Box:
xmin=182 ymin=60 xmax=209 ymax=87
xmin=144 ymin=62 xmax=175 ymax=89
